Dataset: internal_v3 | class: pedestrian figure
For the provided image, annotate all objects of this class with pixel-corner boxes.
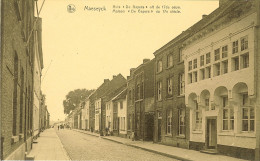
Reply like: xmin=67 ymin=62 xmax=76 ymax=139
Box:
xmin=58 ymin=125 xmax=60 ymax=130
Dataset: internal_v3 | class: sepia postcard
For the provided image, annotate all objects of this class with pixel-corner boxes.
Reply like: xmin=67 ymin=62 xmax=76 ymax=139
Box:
xmin=1 ymin=0 xmax=260 ymax=160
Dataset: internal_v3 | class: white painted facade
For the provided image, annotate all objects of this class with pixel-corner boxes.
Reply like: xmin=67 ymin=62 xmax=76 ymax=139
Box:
xmin=183 ymin=12 xmax=257 ymax=150
xmin=82 ymin=100 xmax=90 ymax=130
xmin=117 ymin=99 xmax=127 ymax=135
xmin=95 ymin=98 xmax=101 ymax=131
xmin=33 ymin=29 xmax=43 ymax=138
xmin=105 ymin=100 xmax=113 ymax=131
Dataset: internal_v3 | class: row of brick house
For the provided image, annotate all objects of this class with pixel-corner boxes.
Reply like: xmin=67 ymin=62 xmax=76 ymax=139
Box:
xmin=1 ymin=0 xmax=50 ymax=160
xmin=65 ymin=0 xmax=260 ymax=160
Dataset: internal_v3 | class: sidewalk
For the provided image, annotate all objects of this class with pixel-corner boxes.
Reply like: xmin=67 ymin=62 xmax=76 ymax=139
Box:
xmin=73 ymin=129 xmax=247 ymax=161
xmin=28 ymin=128 xmax=70 ymax=160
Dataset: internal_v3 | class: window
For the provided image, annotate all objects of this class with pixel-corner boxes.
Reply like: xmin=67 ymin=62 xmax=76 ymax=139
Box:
xmin=206 ymin=66 xmax=211 ymax=79
xmin=13 ymin=53 xmax=19 ymax=136
xmin=241 ymin=36 xmax=248 ymax=51
xmin=222 ymin=96 xmax=234 ymax=131
xmin=222 ymin=60 xmax=228 ymax=74
xmin=222 ymin=45 xmax=228 ymax=58
xmin=205 ymin=98 xmax=209 ymax=111
xmin=241 ymin=94 xmax=254 ymax=132
xmin=167 ymin=77 xmax=173 ymax=96
xmin=157 ymin=81 xmax=162 ymax=100
xmin=179 ymin=109 xmax=185 ymax=136
xmin=194 ymin=100 xmax=202 ymax=130
xmin=136 ymin=84 xmax=140 ymax=100
xmin=188 ymin=73 xmax=192 ymax=84
xmin=120 ymin=101 xmax=123 ymax=109
xmin=241 ymin=53 xmax=249 ymax=69
xmin=200 ymin=69 xmax=205 ymax=80
xmin=214 ymin=48 xmax=220 ymax=61
xmin=188 ymin=61 xmax=192 ymax=71
xmin=214 ymin=63 xmax=220 ymax=76
xmin=167 ymin=54 xmax=173 ymax=68
xmin=232 ymin=40 xmax=238 ymax=54
xmin=242 ymin=106 xmax=254 ymax=132
xmin=206 ymin=53 xmax=211 ymax=64
xmin=193 ymin=71 xmax=198 ymax=82
xmin=167 ymin=109 xmax=172 ymax=135
xmin=200 ymin=55 xmax=204 ymax=66
xmin=232 ymin=57 xmax=239 ymax=71
xmin=193 ymin=59 xmax=197 ymax=69
xmin=179 ymin=48 xmax=183 ymax=62
xmin=19 ymin=68 xmax=24 ymax=133
xmin=157 ymin=60 xmax=162 ymax=72
xmin=179 ymin=74 xmax=185 ymax=95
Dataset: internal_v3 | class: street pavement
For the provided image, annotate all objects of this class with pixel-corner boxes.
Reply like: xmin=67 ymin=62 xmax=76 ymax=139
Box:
xmin=56 ymin=128 xmax=179 ymax=161
xmin=27 ymin=128 xmax=70 ymax=160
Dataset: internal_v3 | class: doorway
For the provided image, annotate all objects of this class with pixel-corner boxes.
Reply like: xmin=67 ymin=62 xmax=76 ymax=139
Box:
xmin=206 ymin=118 xmax=217 ymax=149
xmin=158 ymin=111 xmax=162 ymax=142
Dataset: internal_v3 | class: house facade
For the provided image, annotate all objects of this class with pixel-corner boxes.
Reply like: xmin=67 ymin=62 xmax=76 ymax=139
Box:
xmin=153 ymin=31 xmax=190 ymax=148
xmin=1 ymin=0 xmax=36 ymax=159
xmin=182 ymin=1 xmax=258 ymax=160
xmin=33 ymin=17 xmax=44 ymax=139
xmin=126 ymin=59 xmax=155 ymax=141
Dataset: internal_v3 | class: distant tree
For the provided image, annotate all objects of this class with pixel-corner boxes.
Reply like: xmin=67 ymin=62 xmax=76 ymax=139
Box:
xmin=63 ymin=89 xmax=94 ymax=114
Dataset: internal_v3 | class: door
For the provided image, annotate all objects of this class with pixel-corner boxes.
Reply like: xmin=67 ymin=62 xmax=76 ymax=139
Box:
xmin=158 ymin=111 xmax=162 ymax=142
xmin=206 ymin=119 xmax=217 ymax=149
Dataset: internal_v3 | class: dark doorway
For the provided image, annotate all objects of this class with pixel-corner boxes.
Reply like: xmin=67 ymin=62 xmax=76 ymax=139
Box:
xmin=206 ymin=118 xmax=217 ymax=149
xmin=158 ymin=111 xmax=162 ymax=142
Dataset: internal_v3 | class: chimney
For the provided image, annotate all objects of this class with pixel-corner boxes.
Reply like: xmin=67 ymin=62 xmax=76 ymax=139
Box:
xmin=130 ymin=68 xmax=135 ymax=75
xmin=104 ymin=79 xmax=109 ymax=83
xmin=202 ymin=14 xmax=207 ymax=19
xmin=143 ymin=59 xmax=150 ymax=64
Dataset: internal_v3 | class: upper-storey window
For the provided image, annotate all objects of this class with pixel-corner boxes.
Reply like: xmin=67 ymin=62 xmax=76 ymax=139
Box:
xmin=167 ymin=54 xmax=173 ymax=68
xmin=167 ymin=77 xmax=173 ymax=96
xmin=241 ymin=53 xmax=249 ymax=69
xmin=200 ymin=55 xmax=204 ymax=67
xmin=179 ymin=73 xmax=185 ymax=95
xmin=179 ymin=48 xmax=183 ymax=62
xmin=241 ymin=36 xmax=248 ymax=51
xmin=193 ymin=59 xmax=197 ymax=69
xmin=214 ymin=48 xmax=220 ymax=61
xmin=157 ymin=81 xmax=162 ymax=100
xmin=188 ymin=61 xmax=192 ymax=71
xmin=232 ymin=40 xmax=238 ymax=54
xmin=157 ymin=60 xmax=162 ymax=73
xmin=206 ymin=52 xmax=211 ymax=64
xmin=222 ymin=45 xmax=228 ymax=58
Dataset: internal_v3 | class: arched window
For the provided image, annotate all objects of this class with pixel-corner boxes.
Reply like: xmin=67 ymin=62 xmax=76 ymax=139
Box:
xmin=13 ymin=53 xmax=18 ymax=136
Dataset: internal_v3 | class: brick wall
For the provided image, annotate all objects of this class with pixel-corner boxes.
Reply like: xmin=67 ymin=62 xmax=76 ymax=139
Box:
xmin=1 ymin=0 xmax=35 ymax=159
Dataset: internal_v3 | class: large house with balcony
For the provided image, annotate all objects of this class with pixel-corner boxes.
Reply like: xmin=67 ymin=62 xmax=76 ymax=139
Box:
xmin=182 ymin=1 xmax=258 ymax=160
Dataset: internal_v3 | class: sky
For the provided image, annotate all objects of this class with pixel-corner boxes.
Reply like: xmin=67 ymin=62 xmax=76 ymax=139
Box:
xmin=38 ymin=0 xmax=219 ymax=122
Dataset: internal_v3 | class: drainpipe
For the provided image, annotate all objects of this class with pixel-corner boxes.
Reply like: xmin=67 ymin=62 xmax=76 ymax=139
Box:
xmin=255 ymin=0 xmax=260 ymax=160
xmin=0 ymin=0 xmax=3 ymax=159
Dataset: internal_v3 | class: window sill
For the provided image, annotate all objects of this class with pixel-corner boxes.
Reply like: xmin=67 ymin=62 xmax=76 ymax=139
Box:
xmin=192 ymin=130 xmax=203 ymax=134
xmin=165 ymin=134 xmax=172 ymax=137
xmin=176 ymin=135 xmax=186 ymax=139
xmin=157 ymin=99 xmax=163 ymax=102
xmin=166 ymin=96 xmax=173 ymax=100
xmin=218 ymin=131 xmax=235 ymax=136
xmin=236 ymin=132 xmax=255 ymax=138
xmin=166 ymin=65 xmax=174 ymax=70
xmin=19 ymin=133 xmax=24 ymax=139
xmin=177 ymin=95 xmax=185 ymax=98
xmin=12 ymin=135 xmax=19 ymax=143
xmin=156 ymin=71 xmax=163 ymax=74
xmin=177 ymin=61 xmax=184 ymax=65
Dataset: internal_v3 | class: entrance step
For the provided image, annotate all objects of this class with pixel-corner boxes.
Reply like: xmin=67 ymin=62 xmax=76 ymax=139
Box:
xmin=200 ymin=149 xmax=218 ymax=155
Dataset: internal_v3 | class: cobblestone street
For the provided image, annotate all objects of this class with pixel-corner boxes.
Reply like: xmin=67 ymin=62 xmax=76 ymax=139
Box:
xmin=56 ymin=129 xmax=178 ymax=161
